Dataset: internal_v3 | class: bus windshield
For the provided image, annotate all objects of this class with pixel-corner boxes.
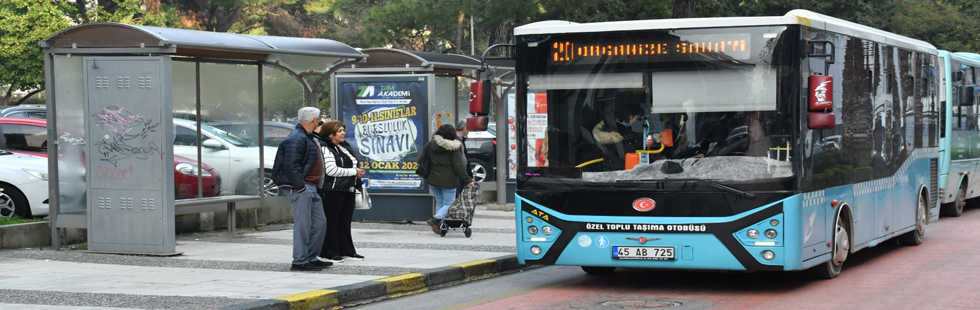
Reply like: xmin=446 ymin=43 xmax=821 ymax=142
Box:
xmin=519 ymin=26 xmax=796 ymax=188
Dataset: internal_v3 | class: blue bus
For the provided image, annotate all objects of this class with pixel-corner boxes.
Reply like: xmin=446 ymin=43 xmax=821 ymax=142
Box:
xmin=512 ymin=10 xmax=940 ymax=279
xmin=938 ymin=51 xmax=980 ymax=217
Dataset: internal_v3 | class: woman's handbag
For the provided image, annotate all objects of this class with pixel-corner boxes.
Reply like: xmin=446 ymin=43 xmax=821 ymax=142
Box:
xmin=354 ymin=186 xmax=372 ymax=210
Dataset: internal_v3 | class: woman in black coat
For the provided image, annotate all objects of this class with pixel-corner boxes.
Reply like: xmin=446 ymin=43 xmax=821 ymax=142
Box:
xmin=316 ymin=120 xmax=366 ymax=263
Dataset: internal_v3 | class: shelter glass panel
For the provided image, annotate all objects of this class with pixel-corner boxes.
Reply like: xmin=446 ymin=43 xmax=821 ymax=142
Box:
xmin=195 ymin=62 xmax=266 ymax=197
xmin=258 ymin=65 xmax=306 ymax=148
xmin=54 ymin=55 xmax=88 ymax=213
xmin=170 ymin=61 xmax=210 ymax=199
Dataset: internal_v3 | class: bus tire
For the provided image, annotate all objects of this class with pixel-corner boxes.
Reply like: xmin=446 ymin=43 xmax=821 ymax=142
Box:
xmin=941 ymin=182 xmax=966 ymax=217
xmin=898 ymin=192 xmax=927 ymax=246
xmin=581 ymin=266 xmax=615 ymax=275
xmin=809 ymin=210 xmax=850 ymax=279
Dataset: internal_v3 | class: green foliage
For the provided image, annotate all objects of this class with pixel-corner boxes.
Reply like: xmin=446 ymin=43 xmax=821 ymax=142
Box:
xmin=0 ymin=215 xmax=47 ymax=226
xmin=536 ymin=0 xmax=672 ymax=22
xmin=0 ymin=0 xmax=73 ymax=103
xmin=891 ymin=0 xmax=980 ymax=52
xmin=7 ymin=0 xmax=980 ymax=106
xmin=360 ymin=0 xmax=467 ymax=52
xmin=162 ymin=0 xmax=257 ymax=32
xmin=313 ymin=0 xmax=386 ymax=48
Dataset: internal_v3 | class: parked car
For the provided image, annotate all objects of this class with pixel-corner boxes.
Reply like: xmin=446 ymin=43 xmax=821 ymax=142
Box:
xmin=173 ymin=155 xmax=221 ymax=199
xmin=207 ymin=121 xmax=294 ymax=147
xmin=0 ymin=106 xmax=46 ymax=118
xmin=0 ymin=117 xmax=50 ymax=156
xmin=0 ymin=149 xmax=49 ymax=218
xmin=465 ymin=124 xmax=498 ymax=182
xmin=0 ymin=117 xmax=220 ymax=200
xmin=172 ymin=118 xmax=279 ymax=196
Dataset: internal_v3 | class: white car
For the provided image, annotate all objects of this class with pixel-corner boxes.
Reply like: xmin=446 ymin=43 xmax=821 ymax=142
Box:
xmin=0 ymin=150 xmax=49 ymax=218
xmin=172 ymin=119 xmax=280 ymax=196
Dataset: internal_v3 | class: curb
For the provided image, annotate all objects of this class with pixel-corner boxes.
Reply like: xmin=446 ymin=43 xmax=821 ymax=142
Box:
xmin=484 ymin=203 xmax=515 ymax=212
xmin=216 ymin=255 xmax=524 ymax=310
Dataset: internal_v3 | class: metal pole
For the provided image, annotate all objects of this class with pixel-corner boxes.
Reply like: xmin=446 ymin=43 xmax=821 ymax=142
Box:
xmin=495 ymin=84 xmax=506 ymax=205
xmin=45 ymin=52 xmax=61 ymax=249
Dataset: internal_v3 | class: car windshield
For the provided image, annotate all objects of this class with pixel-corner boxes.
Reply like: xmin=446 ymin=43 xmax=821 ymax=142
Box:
xmin=208 ymin=122 xmax=292 ymax=147
xmin=199 ymin=124 xmax=252 ymax=147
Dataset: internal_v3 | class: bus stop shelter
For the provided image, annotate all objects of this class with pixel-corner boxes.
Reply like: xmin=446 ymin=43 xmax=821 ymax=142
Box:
xmin=330 ymin=48 xmax=513 ymax=222
xmin=40 ymin=22 xmax=365 ymax=254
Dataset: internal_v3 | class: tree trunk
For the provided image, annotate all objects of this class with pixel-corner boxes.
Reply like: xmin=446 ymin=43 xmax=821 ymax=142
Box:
xmin=456 ymin=12 xmax=465 ymax=54
xmin=14 ymin=89 xmax=43 ymax=106
xmin=97 ymin=0 xmax=119 ymax=14
xmin=2 ymin=88 xmax=12 ymax=106
xmin=74 ymin=0 xmax=89 ymax=22
xmin=672 ymin=0 xmax=697 ymax=18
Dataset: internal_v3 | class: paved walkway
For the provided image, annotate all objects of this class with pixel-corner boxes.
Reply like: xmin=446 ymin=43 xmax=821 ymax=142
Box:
xmin=0 ymin=206 xmax=519 ymax=310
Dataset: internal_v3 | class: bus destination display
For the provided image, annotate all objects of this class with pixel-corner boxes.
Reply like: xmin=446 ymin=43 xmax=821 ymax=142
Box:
xmin=550 ymin=33 xmax=751 ymax=64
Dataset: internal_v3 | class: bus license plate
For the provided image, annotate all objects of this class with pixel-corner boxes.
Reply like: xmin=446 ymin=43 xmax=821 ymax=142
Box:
xmin=612 ymin=246 xmax=675 ymax=260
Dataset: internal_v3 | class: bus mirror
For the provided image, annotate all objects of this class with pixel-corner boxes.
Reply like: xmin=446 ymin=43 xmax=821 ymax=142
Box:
xmin=809 ymin=75 xmax=833 ymax=111
xmin=959 ymin=85 xmax=975 ymax=106
xmin=660 ymin=128 xmax=674 ymax=147
xmin=470 ymin=80 xmax=491 ymax=115
xmin=808 ymin=113 xmax=835 ymax=129
xmin=466 ymin=116 xmax=488 ymax=131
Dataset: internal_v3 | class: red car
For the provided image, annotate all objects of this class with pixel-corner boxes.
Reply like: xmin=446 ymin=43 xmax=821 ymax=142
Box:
xmin=0 ymin=117 xmax=220 ymax=199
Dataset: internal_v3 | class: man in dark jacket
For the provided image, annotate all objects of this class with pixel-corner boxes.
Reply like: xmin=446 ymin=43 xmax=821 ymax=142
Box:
xmin=272 ymin=107 xmax=331 ymax=272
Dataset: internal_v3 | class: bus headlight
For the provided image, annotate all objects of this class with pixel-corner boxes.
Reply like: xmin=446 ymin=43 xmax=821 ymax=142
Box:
xmin=542 ymin=226 xmax=553 ymax=235
xmin=530 ymin=246 xmax=542 ymax=255
xmin=528 ymin=226 xmax=539 ymax=235
xmin=765 ymin=229 xmax=778 ymax=239
xmin=761 ymin=250 xmax=775 ymax=261
xmin=747 ymin=229 xmax=759 ymax=239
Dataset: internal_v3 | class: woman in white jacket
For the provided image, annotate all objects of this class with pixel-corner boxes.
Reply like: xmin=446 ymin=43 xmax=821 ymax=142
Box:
xmin=316 ymin=120 xmax=366 ymax=263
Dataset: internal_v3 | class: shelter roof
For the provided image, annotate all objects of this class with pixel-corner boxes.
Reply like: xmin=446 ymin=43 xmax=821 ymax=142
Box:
xmin=338 ymin=48 xmax=515 ymax=76
xmin=40 ymin=22 xmax=365 ymax=66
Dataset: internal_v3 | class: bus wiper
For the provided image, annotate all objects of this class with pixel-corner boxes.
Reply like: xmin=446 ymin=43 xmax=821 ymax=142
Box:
xmin=531 ymin=186 xmax=638 ymax=197
xmin=617 ymin=178 xmax=755 ymax=198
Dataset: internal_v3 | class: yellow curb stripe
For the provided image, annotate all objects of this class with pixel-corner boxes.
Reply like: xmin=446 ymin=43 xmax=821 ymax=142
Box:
xmin=452 ymin=259 xmax=500 ymax=280
xmin=451 ymin=259 xmax=499 ymax=279
xmin=275 ymin=289 xmax=339 ymax=310
xmin=376 ymin=273 xmax=426 ymax=294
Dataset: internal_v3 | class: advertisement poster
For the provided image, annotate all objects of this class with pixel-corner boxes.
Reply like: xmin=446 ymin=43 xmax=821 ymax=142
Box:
xmin=507 ymin=92 xmax=517 ymax=179
xmin=527 ymin=92 xmax=548 ymax=167
xmin=339 ymin=77 xmax=427 ymax=190
xmin=507 ymin=91 xmax=550 ymax=176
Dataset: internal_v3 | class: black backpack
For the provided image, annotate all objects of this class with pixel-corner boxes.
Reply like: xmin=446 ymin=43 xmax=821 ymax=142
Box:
xmin=415 ymin=141 xmax=431 ymax=178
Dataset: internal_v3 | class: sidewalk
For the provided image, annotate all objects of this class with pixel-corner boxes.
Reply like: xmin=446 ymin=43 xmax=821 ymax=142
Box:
xmin=0 ymin=205 xmax=521 ymax=310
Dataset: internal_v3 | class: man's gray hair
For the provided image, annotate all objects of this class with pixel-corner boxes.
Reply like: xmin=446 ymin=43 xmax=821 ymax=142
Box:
xmin=297 ymin=107 xmax=321 ymax=124
xmin=455 ymin=120 xmax=467 ymax=131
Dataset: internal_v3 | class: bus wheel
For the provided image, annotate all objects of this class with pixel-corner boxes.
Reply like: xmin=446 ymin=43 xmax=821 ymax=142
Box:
xmin=899 ymin=193 xmax=927 ymax=246
xmin=942 ymin=183 xmax=967 ymax=217
xmin=581 ymin=266 xmax=615 ymax=275
xmin=810 ymin=212 xmax=849 ymax=279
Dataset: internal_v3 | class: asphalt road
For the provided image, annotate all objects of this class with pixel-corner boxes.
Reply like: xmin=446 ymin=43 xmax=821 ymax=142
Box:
xmin=352 ymin=207 xmax=980 ymax=310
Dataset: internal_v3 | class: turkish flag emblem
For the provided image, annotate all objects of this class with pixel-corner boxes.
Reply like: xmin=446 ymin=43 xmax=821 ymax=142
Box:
xmin=633 ymin=198 xmax=656 ymax=212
